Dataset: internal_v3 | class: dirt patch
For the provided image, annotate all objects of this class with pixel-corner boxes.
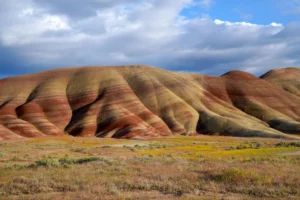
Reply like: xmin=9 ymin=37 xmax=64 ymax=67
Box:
xmin=281 ymin=150 xmax=300 ymax=155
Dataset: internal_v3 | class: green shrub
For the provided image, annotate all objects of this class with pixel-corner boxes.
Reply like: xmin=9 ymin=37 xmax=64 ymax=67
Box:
xmin=30 ymin=158 xmax=60 ymax=168
xmin=275 ymin=141 xmax=300 ymax=147
xmin=212 ymin=168 xmax=259 ymax=184
xmin=75 ymin=157 xmax=99 ymax=164
xmin=10 ymin=156 xmax=23 ymax=162
xmin=71 ymin=148 xmax=85 ymax=152
xmin=29 ymin=157 xmax=101 ymax=168
xmin=58 ymin=157 xmax=100 ymax=165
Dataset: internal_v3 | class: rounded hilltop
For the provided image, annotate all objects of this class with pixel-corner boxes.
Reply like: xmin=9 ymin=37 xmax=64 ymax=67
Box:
xmin=260 ymin=67 xmax=300 ymax=98
xmin=221 ymin=70 xmax=258 ymax=80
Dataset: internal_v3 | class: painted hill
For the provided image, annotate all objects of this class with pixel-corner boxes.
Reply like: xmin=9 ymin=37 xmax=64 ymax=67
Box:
xmin=0 ymin=65 xmax=299 ymax=140
xmin=261 ymin=67 xmax=300 ymax=97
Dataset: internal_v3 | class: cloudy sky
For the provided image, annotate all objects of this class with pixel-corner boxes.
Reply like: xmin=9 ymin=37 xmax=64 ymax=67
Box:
xmin=0 ymin=0 xmax=300 ymax=78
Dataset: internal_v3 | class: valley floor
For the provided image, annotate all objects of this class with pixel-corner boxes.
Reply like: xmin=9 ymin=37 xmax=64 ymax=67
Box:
xmin=0 ymin=135 xmax=299 ymax=199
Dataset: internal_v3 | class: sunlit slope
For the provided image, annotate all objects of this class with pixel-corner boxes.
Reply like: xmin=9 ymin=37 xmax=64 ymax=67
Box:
xmin=0 ymin=65 xmax=299 ymax=140
xmin=261 ymin=67 xmax=300 ymax=97
xmin=204 ymin=70 xmax=300 ymax=135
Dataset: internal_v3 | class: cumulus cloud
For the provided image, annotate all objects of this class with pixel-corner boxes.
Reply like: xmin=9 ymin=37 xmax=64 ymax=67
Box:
xmin=0 ymin=0 xmax=299 ymax=77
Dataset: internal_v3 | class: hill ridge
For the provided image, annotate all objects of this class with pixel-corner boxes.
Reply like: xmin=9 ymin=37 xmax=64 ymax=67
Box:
xmin=0 ymin=65 xmax=299 ymax=140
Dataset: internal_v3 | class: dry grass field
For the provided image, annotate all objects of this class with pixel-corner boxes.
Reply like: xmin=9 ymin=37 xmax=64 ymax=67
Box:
xmin=0 ymin=135 xmax=299 ymax=200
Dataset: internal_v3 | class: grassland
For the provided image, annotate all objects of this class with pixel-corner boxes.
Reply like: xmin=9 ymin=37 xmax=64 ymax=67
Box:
xmin=0 ymin=135 xmax=299 ymax=200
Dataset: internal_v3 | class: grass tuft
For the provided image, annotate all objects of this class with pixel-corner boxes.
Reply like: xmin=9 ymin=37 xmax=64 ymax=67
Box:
xmin=29 ymin=156 xmax=103 ymax=168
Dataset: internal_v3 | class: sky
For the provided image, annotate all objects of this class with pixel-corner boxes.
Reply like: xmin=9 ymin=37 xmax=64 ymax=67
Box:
xmin=0 ymin=0 xmax=300 ymax=78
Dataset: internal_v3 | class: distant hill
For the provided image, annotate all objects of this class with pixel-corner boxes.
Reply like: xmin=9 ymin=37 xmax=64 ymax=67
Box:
xmin=261 ymin=67 xmax=300 ymax=97
xmin=0 ymin=65 xmax=299 ymax=140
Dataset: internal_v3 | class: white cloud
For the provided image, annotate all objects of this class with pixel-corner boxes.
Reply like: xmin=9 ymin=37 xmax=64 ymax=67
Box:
xmin=0 ymin=0 xmax=299 ymax=77
xmin=1 ymin=13 xmax=70 ymax=46
xmin=198 ymin=0 xmax=214 ymax=10
xmin=20 ymin=8 xmax=34 ymax=17
xmin=270 ymin=22 xmax=283 ymax=27
xmin=214 ymin=19 xmax=283 ymax=29
xmin=214 ymin=19 xmax=258 ymax=26
xmin=40 ymin=15 xmax=70 ymax=31
xmin=0 ymin=0 xmax=71 ymax=46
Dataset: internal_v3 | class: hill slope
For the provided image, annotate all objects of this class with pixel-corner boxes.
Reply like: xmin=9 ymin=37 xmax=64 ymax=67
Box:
xmin=0 ymin=65 xmax=299 ymax=140
xmin=261 ymin=67 xmax=300 ymax=97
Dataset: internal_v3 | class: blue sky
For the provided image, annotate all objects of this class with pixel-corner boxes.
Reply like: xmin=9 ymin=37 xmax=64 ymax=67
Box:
xmin=182 ymin=0 xmax=300 ymax=25
xmin=0 ymin=0 xmax=300 ymax=78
